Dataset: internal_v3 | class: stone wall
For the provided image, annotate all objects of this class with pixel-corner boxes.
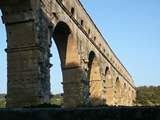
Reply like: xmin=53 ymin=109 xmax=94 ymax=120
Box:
xmin=0 ymin=0 xmax=136 ymax=107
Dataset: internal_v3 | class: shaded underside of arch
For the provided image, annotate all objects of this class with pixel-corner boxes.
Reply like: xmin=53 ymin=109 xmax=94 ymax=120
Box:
xmin=88 ymin=51 xmax=103 ymax=105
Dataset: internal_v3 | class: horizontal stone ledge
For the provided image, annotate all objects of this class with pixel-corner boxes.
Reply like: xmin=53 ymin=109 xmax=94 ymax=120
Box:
xmin=62 ymin=65 xmax=82 ymax=70
xmin=0 ymin=106 xmax=160 ymax=120
xmin=5 ymin=45 xmax=45 ymax=53
xmin=2 ymin=16 xmax=34 ymax=25
xmin=62 ymin=81 xmax=82 ymax=85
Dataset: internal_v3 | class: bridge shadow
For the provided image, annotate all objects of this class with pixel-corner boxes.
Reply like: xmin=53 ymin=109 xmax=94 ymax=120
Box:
xmin=85 ymin=97 xmax=107 ymax=107
xmin=27 ymin=96 xmax=107 ymax=108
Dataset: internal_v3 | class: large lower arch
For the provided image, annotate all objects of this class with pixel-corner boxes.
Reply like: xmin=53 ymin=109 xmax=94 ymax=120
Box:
xmin=104 ymin=66 xmax=114 ymax=105
xmin=53 ymin=22 xmax=71 ymax=66
xmin=87 ymin=51 xmax=103 ymax=105
xmin=52 ymin=22 xmax=83 ymax=107
xmin=53 ymin=22 xmax=80 ymax=66
xmin=114 ymin=77 xmax=122 ymax=105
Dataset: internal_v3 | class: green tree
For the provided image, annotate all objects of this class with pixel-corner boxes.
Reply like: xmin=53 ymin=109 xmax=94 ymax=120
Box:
xmin=136 ymin=86 xmax=160 ymax=106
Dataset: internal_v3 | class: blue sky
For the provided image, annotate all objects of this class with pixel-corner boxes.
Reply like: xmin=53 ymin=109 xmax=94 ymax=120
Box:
xmin=0 ymin=0 xmax=160 ymax=93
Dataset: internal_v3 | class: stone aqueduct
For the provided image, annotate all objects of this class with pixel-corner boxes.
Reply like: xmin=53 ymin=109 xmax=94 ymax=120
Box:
xmin=0 ymin=0 xmax=136 ymax=107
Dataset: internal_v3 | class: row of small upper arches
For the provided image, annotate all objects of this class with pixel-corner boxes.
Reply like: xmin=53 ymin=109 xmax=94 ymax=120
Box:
xmin=68 ymin=6 xmax=131 ymax=82
xmin=70 ymin=8 xmax=95 ymax=39
xmin=87 ymin=51 xmax=134 ymax=94
xmin=61 ymin=1 xmax=97 ymax=39
xmin=59 ymin=0 xmax=132 ymax=85
xmin=104 ymin=66 xmax=134 ymax=94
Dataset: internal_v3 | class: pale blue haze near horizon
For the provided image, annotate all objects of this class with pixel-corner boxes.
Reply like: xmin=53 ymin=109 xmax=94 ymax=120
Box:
xmin=0 ymin=0 xmax=160 ymax=94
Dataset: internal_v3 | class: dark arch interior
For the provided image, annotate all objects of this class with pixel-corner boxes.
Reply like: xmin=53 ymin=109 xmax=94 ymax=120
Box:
xmin=105 ymin=67 xmax=109 ymax=76
xmin=115 ymin=77 xmax=121 ymax=104
xmin=88 ymin=51 xmax=95 ymax=80
xmin=53 ymin=22 xmax=71 ymax=66
xmin=87 ymin=51 xmax=103 ymax=105
xmin=104 ymin=66 xmax=114 ymax=105
xmin=50 ymin=22 xmax=71 ymax=105
xmin=115 ymin=77 xmax=121 ymax=92
xmin=71 ymin=8 xmax=75 ymax=15
xmin=80 ymin=20 xmax=84 ymax=26
xmin=116 ymin=77 xmax=120 ymax=87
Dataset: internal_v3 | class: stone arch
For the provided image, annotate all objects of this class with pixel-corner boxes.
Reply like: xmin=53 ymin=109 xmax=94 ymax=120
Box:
xmin=52 ymin=21 xmax=82 ymax=107
xmin=114 ymin=77 xmax=121 ymax=105
xmin=104 ymin=66 xmax=114 ymax=105
xmin=132 ymin=90 xmax=136 ymax=104
xmin=53 ymin=21 xmax=79 ymax=67
xmin=128 ymin=87 xmax=132 ymax=105
xmin=87 ymin=51 xmax=102 ymax=105
xmin=121 ymin=82 xmax=127 ymax=105
xmin=71 ymin=7 xmax=75 ymax=15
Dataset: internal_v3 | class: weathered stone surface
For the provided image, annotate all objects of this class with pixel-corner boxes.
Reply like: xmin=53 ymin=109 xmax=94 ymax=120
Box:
xmin=0 ymin=0 xmax=136 ymax=107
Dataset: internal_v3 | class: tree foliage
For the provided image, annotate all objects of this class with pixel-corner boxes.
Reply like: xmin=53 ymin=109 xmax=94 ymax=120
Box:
xmin=0 ymin=94 xmax=6 ymax=108
xmin=50 ymin=94 xmax=64 ymax=106
xmin=1 ymin=86 xmax=160 ymax=108
xmin=136 ymin=86 xmax=160 ymax=106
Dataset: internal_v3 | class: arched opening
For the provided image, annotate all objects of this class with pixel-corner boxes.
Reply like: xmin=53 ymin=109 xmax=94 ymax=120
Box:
xmin=121 ymin=82 xmax=127 ymax=105
xmin=53 ymin=22 xmax=71 ymax=66
xmin=52 ymin=22 xmax=80 ymax=107
xmin=132 ymin=90 xmax=135 ymax=104
xmin=88 ymin=51 xmax=95 ymax=80
xmin=71 ymin=8 xmax=75 ymax=15
xmin=101 ymin=67 xmax=109 ymax=103
xmin=115 ymin=77 xmax=120 ymax=89
xmin=115 ymin=77 xmax=121 ymax=105
xmin=50 ymin=38 xmax=63 ymax=105
xmin=104 ymin=67 xmax=109 ymax=81
xmin=128 ymin=87 xmax=132 ymax=105
xmin=88 ymin=29 xmax=90 ymax=35
xmin=104 ymin=67 xmax=114 ymax=105
xmin=53 ymin=22 xmax=79 ymax=66
xmin=80 ymin=20 xmax=84 ymax=26
xmin=0 ymin=11 xmax=7 ymax=108
xmin=94 ymin=36 xmax=96 ymax=41
xmin=51 ymin=22 xmax=71 ymax=106
xmin=88 ymin=51 xmax=102 ymax=105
